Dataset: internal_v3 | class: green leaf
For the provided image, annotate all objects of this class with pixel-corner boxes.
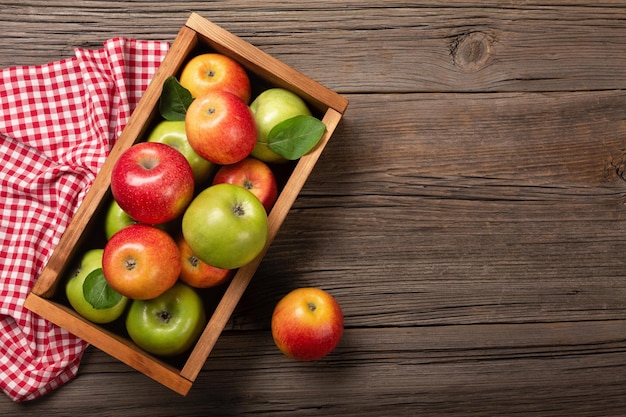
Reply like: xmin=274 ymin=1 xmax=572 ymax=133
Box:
xmin=83 ymin=268 xmax=124 ymax=310
xmin=159 ymin=76 xmax=194 ymax=121
xmin=268 ymin=115 xmax=326 ymax=160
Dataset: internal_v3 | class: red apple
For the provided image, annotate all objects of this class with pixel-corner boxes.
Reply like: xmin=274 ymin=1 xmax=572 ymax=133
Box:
xmin=177 ymin=235 xmax=233 ymax=288
xmin=102 ymin=224 xmax=181 ymax=300
xmin=212 ymin=157 xmax=278 ymax=213
xmin=271 ymin=287 xmax=344 ymax=361
xmin=111 ymin=142 xmax=194 ymax=225
xmin=185 ymin=90 xmax=257 ymax=165
xmin=179 ymin=53 xmax=251 ymax=103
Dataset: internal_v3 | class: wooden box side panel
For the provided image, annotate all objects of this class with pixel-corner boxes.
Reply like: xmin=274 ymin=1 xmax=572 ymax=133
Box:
xmin=25 ymin=24 xmax=202 ymax=394
xmin=31 ymin=25 xmax=199 ymax=299
xmin=181 ymin=107 xmax=344 ymax=381
xmin=179 ymin=14 xmax=349 ymax=381
xmin=23 ymin=293 xmax=193 ymax=395
xmin=185 ymin=13 xmax=348 ymax=116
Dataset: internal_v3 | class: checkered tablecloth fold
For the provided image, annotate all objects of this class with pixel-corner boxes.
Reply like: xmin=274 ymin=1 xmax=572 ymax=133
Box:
xmin=0 ymin=38 xmax=169 ymax=402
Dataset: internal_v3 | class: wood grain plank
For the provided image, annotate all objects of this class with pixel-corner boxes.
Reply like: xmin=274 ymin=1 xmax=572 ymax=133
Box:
xmin=1 ymin=1 xmax=626 ymax=92
xmin=5 ymin=323 xmax=626 ymax=416
xmin=307 ymin=90 xmax=626 ymax=189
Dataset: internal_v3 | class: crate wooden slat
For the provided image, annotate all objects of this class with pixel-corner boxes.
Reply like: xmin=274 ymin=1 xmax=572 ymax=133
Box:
xmin=24 ymin=12 xmax=347 ymax=396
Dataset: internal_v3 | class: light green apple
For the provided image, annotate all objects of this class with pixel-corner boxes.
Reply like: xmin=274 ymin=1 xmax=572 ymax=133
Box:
xmin=65 ymin=249 xmax=129 ymax=324
xmin=249 ymin=88 xmax=312 ymax=163
xmin=182 ymin=183 xmax=268 ymax=270
xmin=104 ymin=198 xmax=174 ymax=240
xmin=126 ymin=282 xmax=206 ymax=356
xmin=104 ymin=199 xmax=137 ymax=240
xmin=147 ymin=120 xmax=214 ymax=185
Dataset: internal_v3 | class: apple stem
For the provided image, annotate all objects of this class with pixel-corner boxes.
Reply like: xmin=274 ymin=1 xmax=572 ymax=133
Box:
xmin=139 ymin=158 xmax=158 ymax=170
xmin=159 ymin=311 xmax=172 ymax=323
xmin=232 ymin=203 xmax=245 ymax=217
xmin=125 ymin=259 xmax=137 ymax=271
xmin=243 ymin=179 xmax=254 ymax=191
xmin=307 ymin=302 xmax=316 ymax=312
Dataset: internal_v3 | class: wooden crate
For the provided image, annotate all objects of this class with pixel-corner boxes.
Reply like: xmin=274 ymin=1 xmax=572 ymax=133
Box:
xmin=24 ymin=12 xmax=348 ymax=396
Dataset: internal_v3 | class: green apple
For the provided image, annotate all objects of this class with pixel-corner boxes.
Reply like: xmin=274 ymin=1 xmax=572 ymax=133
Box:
xmin=249 ymin=88 xmax=312 ymax=163
xmin=147 ymin=120 xmax=214 ymax=185
xmin=104 ymin=199 xmax=137 ymax=240
xmin=104 ymin=198 xmax=174 ymax=240
xmin=182 ymin=183 xmax=268 ymax=270
xmin=65 ymin=249 xmax=129 ymax=324
xmin=125 ymin=282 xmax=206 ymax=356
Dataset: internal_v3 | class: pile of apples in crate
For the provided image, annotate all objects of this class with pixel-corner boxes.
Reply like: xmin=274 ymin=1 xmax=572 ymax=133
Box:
xmin=65 ymin=52 xmax=343 ymax=361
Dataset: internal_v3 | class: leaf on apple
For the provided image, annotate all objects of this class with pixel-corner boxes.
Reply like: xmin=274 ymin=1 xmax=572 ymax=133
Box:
xmin=268 ymin=115 xmax=326 ymax=160
xmin=83 ymin=268 xmax=124 ymax=310
xmin=159 ymin=76 xmax=195 ymax=121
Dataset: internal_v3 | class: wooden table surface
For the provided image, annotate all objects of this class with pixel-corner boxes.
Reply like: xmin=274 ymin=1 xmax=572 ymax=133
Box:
xmin=3 ymin=1 xmax=626 ymax=416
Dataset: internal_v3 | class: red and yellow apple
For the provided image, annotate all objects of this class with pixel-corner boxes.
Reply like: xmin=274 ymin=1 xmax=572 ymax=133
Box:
xmin=102 ymin=224 xmax=181 ymax=300
xmin=110 ymin=142 xmax=195 ymax=225
xmin=185 ymin=90 xmax=257 ymax=165
xmin=271 ymin=287 xmax=344 ymax=361
xmin=177 ymin=235 xmax=233 ymax=288
xmin=179 ymin=53 xmax=251 ymax=103
xmin=212 ymin=157 xmax=278 ymax=213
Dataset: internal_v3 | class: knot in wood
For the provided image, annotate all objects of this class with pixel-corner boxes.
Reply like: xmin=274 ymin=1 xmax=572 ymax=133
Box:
xmin=451 ymin=32 xmax=493 ymax=72
xmin=613 ymin=154 xmax=626 ymax=182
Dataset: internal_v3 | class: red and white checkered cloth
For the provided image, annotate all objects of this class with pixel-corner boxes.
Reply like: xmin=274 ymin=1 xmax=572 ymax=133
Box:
xmin=0 ymin=38 xmax=169 ymax=402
